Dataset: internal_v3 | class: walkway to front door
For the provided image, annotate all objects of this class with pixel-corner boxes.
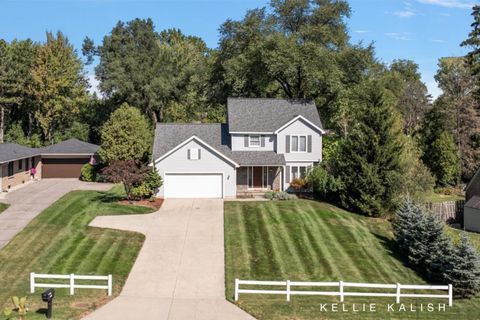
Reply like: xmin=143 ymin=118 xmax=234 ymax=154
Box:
xmin=83 ymin=199 xmax=255 ymax=320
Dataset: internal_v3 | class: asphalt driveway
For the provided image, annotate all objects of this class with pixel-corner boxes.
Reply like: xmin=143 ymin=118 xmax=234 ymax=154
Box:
xmin=0 ymin=179 xmax=111 ymax=250
xmin=84 ymin=199 xmax=254 ymax=320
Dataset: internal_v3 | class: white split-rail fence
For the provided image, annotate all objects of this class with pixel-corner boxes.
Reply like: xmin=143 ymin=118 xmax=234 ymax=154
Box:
xmin=234 ymin=279 xmax=453 ymax=306
xmin=30 ymin=272 xmax=112 ymax=296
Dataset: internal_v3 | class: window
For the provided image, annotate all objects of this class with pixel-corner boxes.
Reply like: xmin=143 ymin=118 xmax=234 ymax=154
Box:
xmin=189 ymin=148 xmax=200 ymax=160
xmin=291 ymin=166 xmax=309 ymax=180
xmin=25 ymin=158 xmax=29 ymax=170
xmin=249 ymin=135 xmax=260 ymax=147
xmin=31 ymin=157 xmax=35 ymax=169
xmin=18 ymin=159 xmax=22 ymax=171
xmin=291 ymin=135 xmax=307 ymax=152
xmin=8 ymin=162 xmax=14 ymax=177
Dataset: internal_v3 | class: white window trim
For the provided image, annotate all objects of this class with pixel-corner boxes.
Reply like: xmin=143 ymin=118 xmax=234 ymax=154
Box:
xmin=290 ymin=165 xmax=311 ymax=181
xmin=290 ymin=134 xmax=307 ymax=153
xmin=189 ymin=148 xmax=199 ymax=160
xmin=249 ymin=135 xmax=261 ymax=148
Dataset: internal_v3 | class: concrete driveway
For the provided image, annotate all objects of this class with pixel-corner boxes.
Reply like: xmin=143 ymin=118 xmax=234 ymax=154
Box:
xmin=84 ymin=199 xmax=254 ymax=320
xmin=0 ymin=179 xmax=111 ymax=250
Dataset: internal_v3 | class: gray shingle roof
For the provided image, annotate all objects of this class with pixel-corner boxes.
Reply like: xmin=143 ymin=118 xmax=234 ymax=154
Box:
xmin=40 ymin=138 xmax=99 ymax=155
xmin=153 ymin=123 xmax=285 ymax=166
xmin=466 ymin=196 xmax=480 ymax=210
xmin=0 ymin=143 xmax=38 ymax=163
xmin=227 ymin=98 xmax=323 ymax=133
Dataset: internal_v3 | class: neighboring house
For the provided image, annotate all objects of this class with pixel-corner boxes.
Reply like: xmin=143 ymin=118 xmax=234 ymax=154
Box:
xmin=464 ymin=169 xmax=480 ymax=232
xmin=0 ymin=138 xmax=98 ymax=192
xmin=153 ymin=98 xmax=325 ymax=198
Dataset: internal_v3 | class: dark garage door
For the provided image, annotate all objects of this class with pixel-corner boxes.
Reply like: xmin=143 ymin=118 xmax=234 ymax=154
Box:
xmin=42 ymin=158 xmax=90 ymax=179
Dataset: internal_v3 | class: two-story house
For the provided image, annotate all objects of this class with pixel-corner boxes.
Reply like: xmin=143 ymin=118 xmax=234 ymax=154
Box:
xmin=153 ymin=98 xmax=325 ymax=198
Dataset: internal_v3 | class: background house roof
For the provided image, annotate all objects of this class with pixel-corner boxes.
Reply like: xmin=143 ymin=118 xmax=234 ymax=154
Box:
xmin=40 ymin=138 xmax=99 ymax=154
xmin=0 ymin=143 xmax=38 ymax=163
xmin=153 ymin=123 xmax=285 ymax=166
xmin=465 ymin=196 xmax=480 ymax=210
xmin=227 ymin=98 xmax=323 ymax=133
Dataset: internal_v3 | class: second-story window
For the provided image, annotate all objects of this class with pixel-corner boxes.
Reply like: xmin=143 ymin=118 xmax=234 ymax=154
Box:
xmin=249 ymin=135 xmax=261 ymax=147
xmin=291 ymin=135 xmax=307 ymax=152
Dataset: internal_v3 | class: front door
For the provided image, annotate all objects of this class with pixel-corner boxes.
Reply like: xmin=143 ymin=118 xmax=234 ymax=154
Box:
xmin=253 ymin=167 xmax=263 ymax=188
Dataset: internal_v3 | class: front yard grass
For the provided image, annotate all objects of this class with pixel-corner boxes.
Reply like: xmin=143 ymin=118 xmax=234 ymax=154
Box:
xmin=0 ymin=202 xmax=8 ymax=214
xmin=0 ymin=185 xmax=153 ymax=320
xmin=224 ymin=200 xmax=480 ymax=319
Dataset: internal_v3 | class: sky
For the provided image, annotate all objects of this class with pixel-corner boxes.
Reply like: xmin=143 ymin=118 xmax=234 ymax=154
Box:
xmin=0 ymin=0 xmax=476 ymax=99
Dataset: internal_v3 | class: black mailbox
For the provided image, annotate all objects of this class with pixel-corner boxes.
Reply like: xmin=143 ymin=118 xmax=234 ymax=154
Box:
xmin=41 ymin=288 xmax=54 ymax=302
xmin=41 ymin=288 xmax=55 ymax=319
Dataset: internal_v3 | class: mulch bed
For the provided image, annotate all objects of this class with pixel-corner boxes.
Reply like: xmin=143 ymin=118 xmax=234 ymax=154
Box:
xmin=119 ymin=198 xmax=164 ymax=210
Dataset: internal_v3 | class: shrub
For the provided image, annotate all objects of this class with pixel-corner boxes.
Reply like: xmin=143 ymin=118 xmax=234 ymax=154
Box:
xmin=264 ymin=191 xmax=275 ymax=200
xmin=307 ymin=165 xmax=342 ymax=201
xmin=264 ymin=191 xmax=296 ymax=200
xmin=80 ymin=163 xmax=96 ymax=182
xmin=289 ymin=178 xmax=308 ymax=190
xmin=130 ymin=170 xmax=163 ymax=200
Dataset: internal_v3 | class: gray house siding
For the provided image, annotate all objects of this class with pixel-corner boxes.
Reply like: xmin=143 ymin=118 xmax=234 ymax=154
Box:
xmin=276 ymin=118 xmax=322 ymax=162
xmin=155 ymin=140 xmax=237 ymax=198
xmin=465 ymin=206 xmax=480 ymax=233
xmin=231 ymin=134 xmax=276 ymax=152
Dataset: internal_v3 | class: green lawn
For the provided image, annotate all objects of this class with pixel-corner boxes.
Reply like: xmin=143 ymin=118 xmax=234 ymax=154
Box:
xmin=224 ymin=200 xmax=480 ymax=320
xmin=0 ymin=185 xmax=153 ymax=320
xmin=0 ymin=202 xmax=9 ymax=214
xmin=423 ymin=193 xmax=464 ymax=202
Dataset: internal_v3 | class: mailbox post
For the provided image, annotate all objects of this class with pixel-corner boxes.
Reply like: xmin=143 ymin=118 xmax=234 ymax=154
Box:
xmin=41 ymin=288 xmax=55 ymax=319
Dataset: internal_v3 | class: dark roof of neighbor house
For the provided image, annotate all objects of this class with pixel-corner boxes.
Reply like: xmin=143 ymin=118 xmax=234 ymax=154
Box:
xmin=0 ymin=143 xmax=38 ymax=163
xmin=465 ymin=196 xmax=480 ymax=210
xmin=153 ymin=123 xmax=285 ymax=166
xmin=227 ymin=98 xmax=323 ymax=133
xmin=40 ymin=138 xmax=99 ymax=154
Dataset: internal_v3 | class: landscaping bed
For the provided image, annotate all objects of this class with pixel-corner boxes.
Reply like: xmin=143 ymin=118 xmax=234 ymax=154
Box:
xmin=0 ymin=185 xmax=153 ymax=319
xmin=224 ymin=200 xmax=480 ymax=319
xmin=119 ymin=197 xmax=164 ymax=210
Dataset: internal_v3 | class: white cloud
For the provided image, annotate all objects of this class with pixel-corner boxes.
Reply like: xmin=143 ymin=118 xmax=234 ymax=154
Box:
xmin=394 ymin=10 xmax=416 ymax=18
xmin=416 ymin=0 xmax=474 ymax=9
xmin=385 ymin=32 xmax=413 ymax=41
xmin=354 ymin=30 xmax=370 ymax=34
xmin=429 ymin=39 xmax=446 ymax=43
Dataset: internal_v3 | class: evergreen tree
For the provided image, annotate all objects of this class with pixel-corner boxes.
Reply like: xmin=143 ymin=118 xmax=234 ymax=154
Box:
xmin=461 ymin=5 xmax=480 ymax=100
xmin=334 ymin=81 xmax=404 ymax=216
xmin=98 ymin=103 xmax=152 ymax=164
xmin=444 ymin=233 xmax=480 ymax=298
xmin=393 ymin=198 xmax=421 ymax=254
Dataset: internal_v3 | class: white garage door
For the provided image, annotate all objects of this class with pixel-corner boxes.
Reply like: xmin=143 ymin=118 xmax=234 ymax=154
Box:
xmin=164 ymin=173 xmax=223 ymax=198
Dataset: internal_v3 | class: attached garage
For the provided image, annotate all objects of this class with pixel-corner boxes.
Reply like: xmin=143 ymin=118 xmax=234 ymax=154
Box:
xmin=42 ymin=157 xmax=91 ymax=179
xmin=164 ymin=173 xmax=223 ymax=198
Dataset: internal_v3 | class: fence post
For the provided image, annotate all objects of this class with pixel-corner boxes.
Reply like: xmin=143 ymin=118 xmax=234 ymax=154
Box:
xmin=70 ymin=274 xmax=75 ymax=295
xmin=30 ymin=272 xmax=35 ymax=294
xmin=286 ymin=280 xmax=291 ymax=302
xmin=396 ymin=283 xmax=401 ymax=303
xmin=448 ymin=284 xmax=453 ymax=307
xmin=339 ymin=280 xmax=344 ymax=302
xmin=107 ymin=274 xmax=112 ymax=296
xmin=234 ymin=279 xmax=239 ymax=301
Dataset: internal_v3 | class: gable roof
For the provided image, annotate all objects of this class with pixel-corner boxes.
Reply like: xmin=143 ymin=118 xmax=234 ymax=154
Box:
xmin=227 ymin=98 xmax=324 ymax=133
xmin=0 ymin=143 xmax=38 ymax=163
xmin=40 ymin=138 xmax=99 ymax=155
xmin=465 ymin=195 xmax=480 ymax=210
xmin=153 ymin=123 xmax=285 ymax=166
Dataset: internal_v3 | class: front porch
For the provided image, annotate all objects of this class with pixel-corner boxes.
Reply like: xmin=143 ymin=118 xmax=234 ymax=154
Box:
xmin=236 ymin=166 xmax=282 ymax=197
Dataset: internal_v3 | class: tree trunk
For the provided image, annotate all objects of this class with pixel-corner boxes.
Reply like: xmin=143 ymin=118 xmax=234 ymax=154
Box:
xmin=0 ymin=105 xmax=4 ymax=143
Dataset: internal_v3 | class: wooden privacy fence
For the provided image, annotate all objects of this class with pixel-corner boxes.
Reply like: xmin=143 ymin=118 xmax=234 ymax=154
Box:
xmin=30 ymin=272 xmax=112 ymax=296
xmin=234 ymin=279 xmax=453 ymax=306
xmin=424 ymin=200 xmax=465 ymax=223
